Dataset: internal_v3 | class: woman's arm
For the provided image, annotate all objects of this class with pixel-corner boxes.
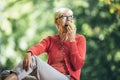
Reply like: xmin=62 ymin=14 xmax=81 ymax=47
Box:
xmin=23 ymin=36 xmax=51 ymax=71
xmin=69 ymin=35 xmax=86 ymax=71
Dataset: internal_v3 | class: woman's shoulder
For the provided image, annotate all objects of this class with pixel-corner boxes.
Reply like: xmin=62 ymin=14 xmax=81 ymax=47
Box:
xmin=76 ymin=34 xmax=86 ymax=42
xmin=46 ymin=34 xmax=59 ymax=40
xmin=76 ymin=34 xmax=86 ymax=38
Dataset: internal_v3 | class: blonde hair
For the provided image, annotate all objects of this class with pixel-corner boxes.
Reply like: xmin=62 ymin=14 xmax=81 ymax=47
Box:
xmin=54 ymin=8 xmax=73 ymax=21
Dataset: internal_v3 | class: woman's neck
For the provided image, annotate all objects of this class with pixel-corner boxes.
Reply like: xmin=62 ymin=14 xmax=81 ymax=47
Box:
xmin=59 ymin=32 xmax=68 ymax=41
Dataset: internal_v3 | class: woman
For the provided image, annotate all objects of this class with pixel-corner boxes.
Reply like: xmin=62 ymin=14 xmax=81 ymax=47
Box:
xmin=4 ymin=8 xmax=86 ymax=80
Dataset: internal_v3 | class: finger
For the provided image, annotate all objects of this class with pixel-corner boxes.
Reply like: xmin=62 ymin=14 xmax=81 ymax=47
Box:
xmin=68 ymin=23 xmax=75 ymax=30
xmin=67 ymin=26 xmax=72 ymax=32
xmin=30 ymin=60 xmax=32 ymax=68
xmin=26 ymin=64 xmax=29 ymax=71
xmin=23 ymin=60 xmax=27 ymax=71
xmin=68 ymin=22 xmax=76 ymax=30
xmin=28 ymin=61 xmax=31 ymax=70
xmin=26 ymin=58 xmax=32 ymax=71
xmin=24 ymin=60 xmax=29 ymax=71
xmin=23 ymin=60 xmax=26 ymax=69
xmin=26 ymin=61 xmax=30 ymax=71
xmin=67 ymin=27 xmax=74 ymax=35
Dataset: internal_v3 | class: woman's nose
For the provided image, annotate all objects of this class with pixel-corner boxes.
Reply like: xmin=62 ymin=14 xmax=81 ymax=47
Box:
xmin=66 ymin=17 xmax=72 ymax=21
xmin=67 ymin=18 xmax=70 ymax=21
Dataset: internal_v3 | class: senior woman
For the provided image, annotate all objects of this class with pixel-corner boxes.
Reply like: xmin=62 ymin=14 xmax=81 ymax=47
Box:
xmin=4 ymin=8 xmax=86 ymax=80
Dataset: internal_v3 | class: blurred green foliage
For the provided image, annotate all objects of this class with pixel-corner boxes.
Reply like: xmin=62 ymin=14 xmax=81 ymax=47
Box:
xmin=0 ymin=0 xmax=120 ymax=80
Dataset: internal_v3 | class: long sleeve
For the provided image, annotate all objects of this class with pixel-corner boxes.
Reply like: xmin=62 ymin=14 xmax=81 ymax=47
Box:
xmin=69 ymin=35 xmax=86 ymax=71
xmin=27 ymin=36 xmax=51 ymax=56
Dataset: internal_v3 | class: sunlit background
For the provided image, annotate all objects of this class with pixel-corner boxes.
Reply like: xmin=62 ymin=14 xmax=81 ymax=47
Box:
xmin=0 ymin=0 xmax=120 ymax=80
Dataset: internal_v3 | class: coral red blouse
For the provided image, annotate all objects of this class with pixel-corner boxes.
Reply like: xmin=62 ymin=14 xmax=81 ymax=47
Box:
xmin=28 ymin=34 xmax=86 ymax=80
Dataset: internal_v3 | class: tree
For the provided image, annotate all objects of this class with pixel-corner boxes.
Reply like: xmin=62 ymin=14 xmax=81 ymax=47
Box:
xmin=0 ymin=0 xmax=120 ymax=80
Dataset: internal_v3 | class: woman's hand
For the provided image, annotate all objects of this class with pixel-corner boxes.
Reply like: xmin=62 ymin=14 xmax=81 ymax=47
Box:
xmin=23 ymin=52 xmax=32 ymax=71
xmin=67 ymin=22 xmax=76 ymax=42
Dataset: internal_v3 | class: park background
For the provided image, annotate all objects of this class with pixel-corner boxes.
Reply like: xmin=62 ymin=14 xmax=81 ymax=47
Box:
xmin=0 ymin=0 xmax=120 ymax=80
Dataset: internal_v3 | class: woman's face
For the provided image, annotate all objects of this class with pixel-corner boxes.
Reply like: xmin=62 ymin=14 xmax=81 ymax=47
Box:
xmin=56 ymin=12 xmax=73 ymax=33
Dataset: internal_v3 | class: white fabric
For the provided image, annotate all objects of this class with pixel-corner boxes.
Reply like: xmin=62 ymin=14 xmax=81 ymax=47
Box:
xmin=11 ymin=56 xmax=70 ymax=80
